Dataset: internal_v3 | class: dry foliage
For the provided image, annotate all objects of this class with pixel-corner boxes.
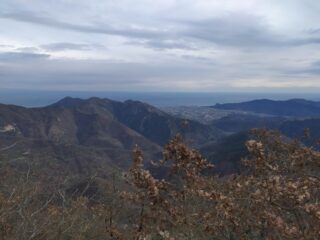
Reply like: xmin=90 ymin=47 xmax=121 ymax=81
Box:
xmin=0 ymin=129 xmax=319 ymax=239
xmin=119 ymin=130 xmax=320 ymax=239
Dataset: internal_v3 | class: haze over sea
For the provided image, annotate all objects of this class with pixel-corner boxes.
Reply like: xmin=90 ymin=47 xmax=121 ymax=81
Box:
xmin=1 ymin=89 xmax=319 ymax=107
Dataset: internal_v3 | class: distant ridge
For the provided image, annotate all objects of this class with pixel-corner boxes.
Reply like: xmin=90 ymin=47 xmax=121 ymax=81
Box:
xmin=0 ymin=97 xmax=224 ymax=175
xmin=212 ymin=99 xmax=320 ymax=117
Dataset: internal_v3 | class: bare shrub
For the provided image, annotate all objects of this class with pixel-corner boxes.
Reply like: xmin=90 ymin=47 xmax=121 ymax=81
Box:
xmin=1 ymin=130 xmax=319 ymax=239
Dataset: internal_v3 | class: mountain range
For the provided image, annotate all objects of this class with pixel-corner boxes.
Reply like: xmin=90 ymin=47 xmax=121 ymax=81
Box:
xmin=1 ymin=97 xmax=320 ymax=178
xmin=0 ymin=97 xmax=224 ymax=177
xmin=213 ymin=98 xmax=320 ymax=117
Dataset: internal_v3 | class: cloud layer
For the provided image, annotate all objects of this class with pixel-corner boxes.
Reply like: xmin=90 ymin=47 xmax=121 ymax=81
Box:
xmin=0 ymin=0 xmax=320 ymax=91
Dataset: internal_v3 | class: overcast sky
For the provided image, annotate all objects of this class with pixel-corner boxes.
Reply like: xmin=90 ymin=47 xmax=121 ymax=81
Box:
xmin=1 ymin=0 xmax=320 ymax=92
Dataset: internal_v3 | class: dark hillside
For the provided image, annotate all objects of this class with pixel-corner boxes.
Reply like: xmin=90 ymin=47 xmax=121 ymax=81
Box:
xmin=0 ymin=97 xmax=224 ymax=177
xmin=200 ymin=131 xmax=250 ymax=174
xmin=211 ymin=113 xmax=284 ymax=133
xmin=213 ymin=99 xmax=320 ymax=117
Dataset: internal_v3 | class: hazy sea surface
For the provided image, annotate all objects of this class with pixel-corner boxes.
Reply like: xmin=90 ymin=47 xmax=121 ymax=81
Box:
xmin=0 ymin=90 xmax=319 ymax=107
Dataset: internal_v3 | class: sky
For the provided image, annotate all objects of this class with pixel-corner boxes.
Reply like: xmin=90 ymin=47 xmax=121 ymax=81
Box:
xmin=1 ymin=0 xmax=320 ymax=92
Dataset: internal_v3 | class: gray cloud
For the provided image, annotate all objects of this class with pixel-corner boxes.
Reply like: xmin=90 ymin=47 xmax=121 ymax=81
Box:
xmin=15 ymin=47 xmax=39 ymax=52
xmin=183 ymin=15 xmax=277 ymax=47
xmin=127 ymin=40 xmax=196 ymax=50
xmin=0 ymin=44 xmax=15 ymax=48
xmin=182 ymin=14 xmax=320 ymax=48
xmin=181 ymin=54 xmax=216 ymax=64
xmin=4 ymin=10 xmax=320 ymax=50
xmin=0 ymin=56 xmax=221 ymax=90
xmin=289 ymin=60 xmax=320 ymax=75
xmin=1 ymin=1 xmax=320 ymax=91
xmin=1 ymin=11 xmax=167 ymax=40
xmin=40 ymin=42 xmax=105 ymax=51
xmin=309 ymin=61 xmax=320 ymax=74
xmin=0 ymin=52 xmax=50 ymax=62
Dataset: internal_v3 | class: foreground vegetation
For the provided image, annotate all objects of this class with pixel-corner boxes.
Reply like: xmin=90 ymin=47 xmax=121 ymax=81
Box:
xmin=0 ymin=129 xmax=319 ymax=239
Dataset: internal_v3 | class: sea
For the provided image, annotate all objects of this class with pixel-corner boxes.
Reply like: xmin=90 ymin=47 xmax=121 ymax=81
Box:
xmin=0 ymin=89 xmax=319 ymax=107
